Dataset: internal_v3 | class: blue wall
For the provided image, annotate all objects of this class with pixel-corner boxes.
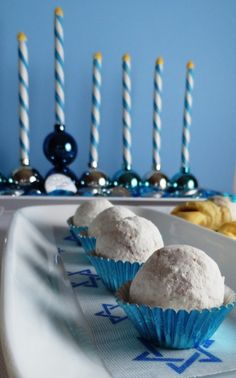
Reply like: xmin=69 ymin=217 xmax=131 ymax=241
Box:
xmin=0 ymin=0 xmax=235 ymax=192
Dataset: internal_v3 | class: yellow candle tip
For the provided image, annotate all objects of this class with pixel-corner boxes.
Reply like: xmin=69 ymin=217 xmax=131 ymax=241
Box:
xmin=94 ymin=52 xmax=102 ymax=60
xmin=55 ymin=7 xmax=64 ymax=16
xmin=187 ymin=61 xmax=195 ymax=69
xmin=17 ymin=32 xmax=27 ymax=42
xmin=156 ymin=57 xmax=164 ymax=65
xmin=123 ymin=53 xmax=131 ymax=62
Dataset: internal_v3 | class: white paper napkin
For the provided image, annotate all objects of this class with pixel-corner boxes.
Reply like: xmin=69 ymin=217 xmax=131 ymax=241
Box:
xmin=59 ymin=232 xmax=236 ymax=378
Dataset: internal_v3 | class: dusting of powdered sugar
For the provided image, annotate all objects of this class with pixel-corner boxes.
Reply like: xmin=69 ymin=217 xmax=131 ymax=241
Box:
xmin=88 ymin=205 xmax=135 ymax=237
xmin=73 ymin=199 xmax=112 ymax=227
xmin=95 ymin=215 xmax=164 ymax=263
xmin=129 ymin=244 xmax=225 ymax=310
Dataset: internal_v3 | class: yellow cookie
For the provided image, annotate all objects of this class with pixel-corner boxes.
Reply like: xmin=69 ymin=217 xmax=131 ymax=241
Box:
xmin=218 ymin=221 xmax=236 ymax=240
xmin=171 ymin=200 xmax=229 ymax=230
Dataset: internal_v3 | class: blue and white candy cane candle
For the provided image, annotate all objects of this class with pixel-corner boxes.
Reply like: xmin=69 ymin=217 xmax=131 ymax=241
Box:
xmin=112 ymin=54 xmax=141 ymax=196
xmin=78 ymin=53 xmax=110 ymax=195
xmin=10 ymin=33 xmax=44 ymax=194
xmin=181 ymin=61 xmax=194 ymax=173
xmin=122 ymin=53 xmax=132 ymax=170
xmin=142 ymin=57 xmax=169 ymax=193
xmin=152 ymin=57 xmax=164 ymax=171
xmin=43 ymin=7 xmax=78 ymax=195
xmin=89 ymin=52 xmax=102 ymax=169
xmin=18 ymin=32 xmax=30 ymax=167
xmin=54 ymin=7 xmax=65 ymax=125
xmin=170 ymin=61 xmax=198 ymax=195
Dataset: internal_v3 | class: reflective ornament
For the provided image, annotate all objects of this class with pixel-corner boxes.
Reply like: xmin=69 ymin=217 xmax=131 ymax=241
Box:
xmin=0 ymin=172 xmax=7 ymax=190
xmin=10 ymin=166 xmax=44 ymax=195
xmin=0 ymin=172 xmax=18 ymax=195
xmin=169 ymin=168 xmax=198 ymax=196
xmin=143 ymin=170 xmax=169 ymax=191
xmin=43 ymin=124 xmax=77 ymax=168
xmin=78 ymin=169 xmax=110 ymax=196
xmin=43 ymin=124 xmax=78 ymax=194
xmin=113 ymin=168 xmax=141 ymax=196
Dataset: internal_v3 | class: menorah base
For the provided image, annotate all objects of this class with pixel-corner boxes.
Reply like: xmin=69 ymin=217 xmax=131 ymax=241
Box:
xmin=143 ymin=170 xmax=169 ymax=191
xmin=10 ymin=166 xmax=45 ymax=194
xmin=113 ymin=168 xmax=141 ymax=196
xmin=78 ymin=169 xmax=110 ymax=196
xmin=0 ymin=172 xmax=16 ymax=195
xmin=169 ymin=169 xmax=198 ymax=196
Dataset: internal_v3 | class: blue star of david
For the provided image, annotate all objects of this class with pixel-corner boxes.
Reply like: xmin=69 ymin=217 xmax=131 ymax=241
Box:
xmin=134 ymin=337 xmax=221 ymax=374
xmin=95 ymin=304 xmax=128 ymax=324
xmin=67 ymin=269 xmax=101 ymax=288
xmin=64 ymin=234 xmax=76 ymax=242
xmin=134 ymin=338 xmax=184 ymax=363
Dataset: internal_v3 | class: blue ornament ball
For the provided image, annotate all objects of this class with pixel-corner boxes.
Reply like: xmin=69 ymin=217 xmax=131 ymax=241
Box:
xmin=43 ymin=124 xmax=78 ymax=168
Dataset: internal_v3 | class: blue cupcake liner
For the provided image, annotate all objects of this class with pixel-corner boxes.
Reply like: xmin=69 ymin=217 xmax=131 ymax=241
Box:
xmin=87 ymin=253 xmax=142 ymax=292
xmin=79 ymin=233 xmax=96 ymax=253
xmin=67 ymin=217 xmax=82 ymax=246
xmin=116 ymin=282 xmax=236 ymax=349
xmin=67 ymin=218 xmax=96 ymax=252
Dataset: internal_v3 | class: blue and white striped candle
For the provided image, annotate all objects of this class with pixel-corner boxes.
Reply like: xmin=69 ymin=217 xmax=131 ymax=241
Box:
xmin=181 ymin=61 xmax=195 ymax=172
xmin=18 ymin=32 xmax=30 ymax=166
xmin=89 ymin=52 xmax=102 ymax=169
xmin=54 ymin=7 xmax=65 ymax=125
xmin=122 ymin=54 xmax=132 ymax=170
xmin=153 ymin=57 xmax=164 ymax=171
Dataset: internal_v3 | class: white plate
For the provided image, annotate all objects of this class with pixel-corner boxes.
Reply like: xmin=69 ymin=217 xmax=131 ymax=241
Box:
xmin=1 ymin=205 xmax=236 ymax=378
xmin=0 ymin=196 xmax=204 ymax=212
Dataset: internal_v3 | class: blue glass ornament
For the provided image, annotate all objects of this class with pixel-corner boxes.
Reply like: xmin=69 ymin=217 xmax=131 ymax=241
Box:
xmin=112 ymin=167 xmax=141 ymax=196
xmin=43 ymin=124 xmax=78 ymax=195
xmin=43 ymin=124 xmax=77 ymax=168
xmin=78 ymin=165 xmax=110 ymax=196
xmin=141 ymin=169 xmax=169 ymax=197
xmin=10 ymin=166 xmax=45 ymax=195
xmin=169 ymin=167 xmax=198 ymax=197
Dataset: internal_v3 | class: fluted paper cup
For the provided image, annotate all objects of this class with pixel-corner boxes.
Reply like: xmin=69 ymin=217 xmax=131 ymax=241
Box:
xmin=87 ymin=252 xmax=142 ymax=292
xmin=67 ymin=217 xmax=96 ymax=252
xmin=116 ymin=282 xmax=236 ymax=349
